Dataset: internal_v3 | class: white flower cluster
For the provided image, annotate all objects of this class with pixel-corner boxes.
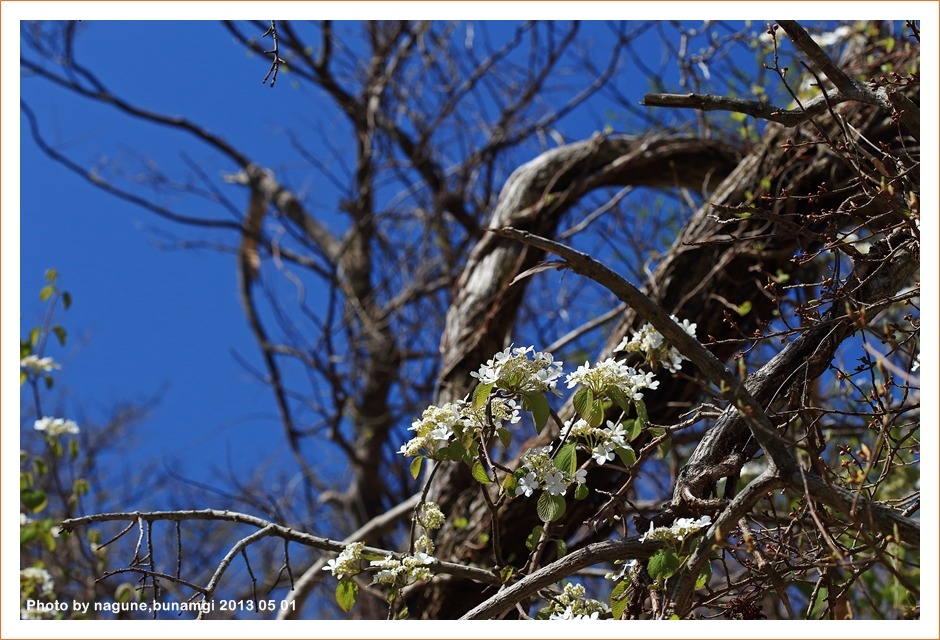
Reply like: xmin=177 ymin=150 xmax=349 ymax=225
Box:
xmin=565 ymin=358 xmax=658 ymax=400
xmin=398 ymin=397 xmax=520 ymax=458
xmin=544 ymin=582 xmax=610 ymax=620
xmin=34 ymin=417 xmax=80 ymax=436
xmin=20 ymin=355 xmax=61 ymax=376
xmin=20 ymin=567 xmax=55 ymax=597
xmin=418 ymin=501 xmax=445 ymax=531
xmin=616 ymin=316 xmax=697 ymax=373
xmin=639 ymin=515 xmax=712 ymax=543
xmin=370 ymin=550 xmax=435 ymax=585
xmin=397 ymin=402 xmax=465 ymax=457
xmin=322 ymin=541 xmax=364 ymax=579
xmin=470 ymin=345 xmax=564 ymax=393
xmin=515 ymin=446 xmax=586 ymax=498
xmin=566 ymin=419 xmax=630 ymax=465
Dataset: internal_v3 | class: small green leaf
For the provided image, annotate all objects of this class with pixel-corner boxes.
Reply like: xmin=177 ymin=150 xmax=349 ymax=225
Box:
xmin=573 ymin=388 xmax=594 ymax=420
xmin=521 ymin=392 xmax=550 ymax=433
xmin=553 ymin=442 xmax=577 ymax=475
xmin=471 ymin=460 xmax=492 ymax=484
xmin=615 ymin=445 xmax=637 ymax=469
xmin=39 ymin=285 xmax=55 ymax=302
xmin=44 ymin=268 xmax=58 ymax=283
xmin=61 ymin=291 xmax=72 ymax=310
xmin=409 ymin=456 xmax=423 ymax=480
xmin=498 ymin=566 xmax=514 ymax=583
xmin=610 ymin=578 xmax=630 ymax=619
xmin=647 ymin=549 xmax=680 ymax=582
xmin=635 ymin=399 xmax=649 ymax=428
xmin=695 ymin=562 xmax=712 ymax=589
xmin=29 ymin=327 xmax=40 ymax=348
xmin=536 ymin=492 xmax=566 ymax=522
xmin=526 ymin=525 xmax=544 ymax=550
xmin=336 ymin=577 xmax=358 ymax=612
xmin=555 ymin=539 xmax=567 ymax=559
xmin=574 ymin=483 xmax=589 ymax=500
xmin=21 ymin=488 xmax=48 ymax=512
xmin=471 ymin=382 xmax=494 ymax=409
xmin=607 ymin=386 xmax=632 ymax=415
xmin=453 ymin=516 xmax=469 ymax=529
xmin=52 ymin=325 xmax=67 ymax=346
xmin=496 ymin=427 xmax=512 ymax=449
xmin=737 ymin=300 xmax=753 ymax=316
xmin=624 ymin=419 xmax=642 ymax=442
xmin=115 ymin=583 xmax=135 ymax=603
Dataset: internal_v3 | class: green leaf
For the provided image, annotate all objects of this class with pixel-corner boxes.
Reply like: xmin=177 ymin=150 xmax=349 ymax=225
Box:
xmin=61 ymin=291 xmax=72 ymax=310
xmin=647 ymin=549 xmax=680 ymax=582
xmin=409 ymin=456 xmax=423 ymax=480
xmin=115 ymin=583 xmax=135 ymax=604
xmin=573 ymin=387 xmax=594 ymax=420
xmin=496 ymin=427 xmax=512 ymax=449
xmin=52 ymin=325 xmax=67 ymax=346
xmin=498 ymin=566 xmax=515 ymax=583
xmin=20 ymin=524 xmax=38 ymax=545
xmin=615 ymin=445 xmax=636 ymax=469
xmin=471 ymin=460 xmax=492 ymax=484
xmin=471 ymin=382 xmax=494 ymax=409
xmin=521 ymin=392 xmax=550 ymax=433
xmin=336 ymin=577 xmax=358 ymax=612
xmin=574 ymin=483 xmax=589 ymax=500
xmin=555 ymin=539 xmax=567 ymax=559
xmin=635 ymin=399 xmax=649 ymax=428
xmin=21 ymin=488 xmax=48 ymax=512
xmin=737 ymin=300 xmax=753 ymax=316
xmin=607 ymin=386 xmax=632 ymax=415
xmin=29 ymin=327 xmax=40 ymax=348
xmin=610 ymin=577 xmax=630 ymax=619
xmin=44 ymin=268 xmax=58 ymax=283
xmin=695 ymin=562 xmax=712 ymax=589
xmin=553 ymin=442 xmax=577 ymax=475
xmin=39 ymin=285 xmax=55 ymax=302
xmin=536 ymin=492 xmax=566 ymax=522
xmin=526 ymin=525 xmax=544 ymax=550
xmin=624 ymin=419 xmax=642 ymax=442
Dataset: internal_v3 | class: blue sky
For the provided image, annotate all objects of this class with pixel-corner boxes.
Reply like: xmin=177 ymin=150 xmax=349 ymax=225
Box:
xmin=4 ymin=5 xmax=938 ymax=632
xmin=14 ymin=17 xmax=727 ymax=494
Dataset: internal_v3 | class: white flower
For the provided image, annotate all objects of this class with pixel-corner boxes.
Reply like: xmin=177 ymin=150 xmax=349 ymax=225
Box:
xmin=516 ymin=471 xmax=540 ymax=497
xmin=322 ymin=542 xmax=364 ymax=578
xmin=543 ymin=471 xmax=568 ymax=496
xmin=21 ymin=513 xmax=32 ymax=526
xmin=20 ymin=567 xmax=54 ymax=596
xmin=470 ymin=345 xmax=564 ymax=393
xmin=573 ymin=469 xmax=588 ymax=485
xmin=20 ymin=355 xmax=61 ymax=375
xmin=33 ymin=417 xmax=79 ymax=436
xmin=592 ymin=441 xmax=616 ymax=465
xmin=604 ymin=420 xmax=628 ymax=448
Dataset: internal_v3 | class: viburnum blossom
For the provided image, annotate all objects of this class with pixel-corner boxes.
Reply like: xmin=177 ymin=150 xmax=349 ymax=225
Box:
xmin=322 ymin=542 xmax=364 ymax=578
xmin=564 ymin=358 xmax=658 ymax=400
xmin=20 ymin=355 xmax=61 ymax=376
xmin=470 ymin=345 xmax=564 ymax=394
xmin=397 ymin=402 xmax=464 ymax=457
xmin=514 ymin=445 xmax=584 ymax=499
xmin=33 ymin=417 xmax=79 ymax=436
xmin=370 ymin=550 xmax=436 ymax=585
xmin=564 ymin=417 xmax=633 ymax=467
xmin=639 ymin=515 xmax=712 ymax=543
xmin=616 ymin=316 xmax=697 ymax=373
xmin=20 ymin=567 xmax=55 ymax=597
xmin=542 ymin=582 xmax=610 ymax=619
